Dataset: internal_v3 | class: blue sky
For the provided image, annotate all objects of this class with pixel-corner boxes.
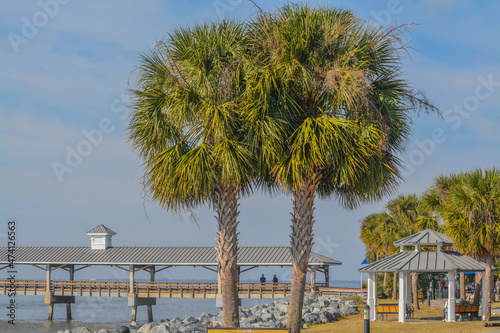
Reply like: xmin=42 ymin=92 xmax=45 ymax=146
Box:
xmin=0 ymin=0 xmax=499 ymax=283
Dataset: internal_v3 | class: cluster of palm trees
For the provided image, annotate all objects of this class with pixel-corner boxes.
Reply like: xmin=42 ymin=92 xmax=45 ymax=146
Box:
xmin=128 ymin=4 xmax=436 ymax=332
xmin=360 ymin=194 xmax=438 ymax=308
xmin=360 ymin=167 xmax=500 ymax=320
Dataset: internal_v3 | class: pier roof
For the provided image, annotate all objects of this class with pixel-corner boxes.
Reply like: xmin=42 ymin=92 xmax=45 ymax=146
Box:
xmin=0 ymin=246 xmax=341 ymax=267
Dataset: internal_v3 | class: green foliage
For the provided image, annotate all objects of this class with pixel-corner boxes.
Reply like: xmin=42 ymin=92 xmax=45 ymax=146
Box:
xmin=129 ymin=20 xmax=253 ymax=212
xmin=244 ymin=3 xmax=436 ymax=201
xmin=423 ymin=168 xmax=500 ymax=259
xmin=377 ymin=285 xmax=388 ymax=298
xmin=360 ymin=194 xmax=440 ymax=260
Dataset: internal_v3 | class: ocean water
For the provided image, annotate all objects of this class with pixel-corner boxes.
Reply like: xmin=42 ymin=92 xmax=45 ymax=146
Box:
xmin=0 ymin=283 xmax=360 ymax=332
xmin=0 ymin=295 xmax=275 ymax=333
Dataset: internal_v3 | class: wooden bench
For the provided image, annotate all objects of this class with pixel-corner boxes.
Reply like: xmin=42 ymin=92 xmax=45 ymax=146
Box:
xmin=454 ymin=304 xmax=479 ymax=321
xmin=376 ymin=304 xmax=414 ymax=320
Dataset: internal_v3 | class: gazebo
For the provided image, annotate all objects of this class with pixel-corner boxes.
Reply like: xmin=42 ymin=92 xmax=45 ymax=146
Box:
xmin=358 ymin=229 xmax=487 ymax=322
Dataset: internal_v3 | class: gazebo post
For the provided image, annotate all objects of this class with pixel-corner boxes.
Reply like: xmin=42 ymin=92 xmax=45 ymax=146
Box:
xmin=482 ymin=275 xmax=486 ymax=320
xmin=405 ymin=272 xmax=411 ymax=310
xmin=367 ymin=272 xmax=377 ymax=320
xmin=398 ymin=272 xmax=406 ymax=322
xmin=447 ymin=270 xmax=456 ymax=322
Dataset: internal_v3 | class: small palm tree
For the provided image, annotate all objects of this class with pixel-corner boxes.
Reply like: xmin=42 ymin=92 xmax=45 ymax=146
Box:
xmin=360 ymin=212 xmax=396 ymax=296
xmin=386 ymin=194 xmax=437 ymax=309
xmin=128 ymin=20 xmax=251 ymax=327
xmin=245 ymin=4 xmax=436 ymax=332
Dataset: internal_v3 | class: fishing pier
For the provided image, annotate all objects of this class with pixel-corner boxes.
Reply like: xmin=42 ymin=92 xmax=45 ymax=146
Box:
xmin=0 ymin=225 xmax=341 ymax=324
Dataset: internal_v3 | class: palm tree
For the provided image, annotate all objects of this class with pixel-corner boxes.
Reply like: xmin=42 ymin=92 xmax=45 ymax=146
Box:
xmin=360 ymin=213 xmax=389 ymax=262
xmin=245 ymin=4 xmax=436 ymax=332
xmin=445 ymin=168 xmax=500 ymax=321
xmin=128 ymin=20 xmax=252 ymax=327
xmin=422 ymin=168 xmax=500 ymax=320
xmin=386 ymin=194 xmax=423 ymax=309
xmin=360 ymin=213 xmax=397 ymax=296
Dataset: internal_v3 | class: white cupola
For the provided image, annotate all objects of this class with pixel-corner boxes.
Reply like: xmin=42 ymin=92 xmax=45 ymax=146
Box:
xmin=87 ymin=224 xmax=116 ymax=250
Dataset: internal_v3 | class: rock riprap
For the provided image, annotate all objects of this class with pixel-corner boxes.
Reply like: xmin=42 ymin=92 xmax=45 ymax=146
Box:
xmin=60 ymin=294 xmax=359 ymax=333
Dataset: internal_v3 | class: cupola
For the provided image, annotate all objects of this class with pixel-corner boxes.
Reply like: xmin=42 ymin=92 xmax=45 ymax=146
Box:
xmin=87 ymin=224 xmax=116 ymax=249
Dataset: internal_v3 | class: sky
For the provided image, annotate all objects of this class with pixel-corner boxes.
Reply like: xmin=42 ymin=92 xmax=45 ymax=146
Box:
xmin=0 ymin=0 xmax=499 ymax=283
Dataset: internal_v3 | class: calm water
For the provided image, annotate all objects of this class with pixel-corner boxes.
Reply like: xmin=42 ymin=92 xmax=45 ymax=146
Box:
xmin=0 ymin=283 xmax=359 ymax=332
xmin=0 ymin=295 xmax=275 ymax=333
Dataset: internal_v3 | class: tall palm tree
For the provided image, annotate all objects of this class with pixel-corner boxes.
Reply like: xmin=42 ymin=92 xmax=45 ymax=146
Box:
xmin=128 ymin=20 xmax=252 ymax=327
xmin=245 ymin=4 xmax=436 ymax=332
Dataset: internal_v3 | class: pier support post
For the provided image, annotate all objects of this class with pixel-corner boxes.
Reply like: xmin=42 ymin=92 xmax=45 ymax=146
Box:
xmin=45 ymin=264 xmax=53 ymax=321
xmin=148 ymin=265 xmax=155 ymax=322
xmin=129 ymin=265 xmax=135 ymax=294
xmin=48 ymin=303 xmax=54 ymax=321
xmin=131 ymin=306 xmax=137 ymax=325
xmin=310 ymin=267 xmax=317 ymax=293
xmin=67 ymin=265 xmax=74 ymax=320
xmin=66 ymin=304 xmax=72 ymax=321
xmin=324 ymin=265 xmax=330 ymax=287
xmin=128 ymin=293 xmax=156 ymax=325
xmin=216 ymin=266 xmax=222 ymax=308
xmin=147 ymin=305 xmax=153 ymax=323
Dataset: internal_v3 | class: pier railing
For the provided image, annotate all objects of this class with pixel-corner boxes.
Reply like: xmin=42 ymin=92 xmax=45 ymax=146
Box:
xmin=0 ymin=280 xmax=322 ymax=298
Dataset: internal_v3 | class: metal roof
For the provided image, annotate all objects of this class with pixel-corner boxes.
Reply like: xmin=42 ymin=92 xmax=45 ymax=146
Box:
xmin=87 ymin=224 xmax=117 ymax=235
xmin=393 ymin=229 xmax=453 ymax=247
xmin=0 ymin=246 xmax=341 ymax=267
xmin=358 ymin=250 xmax=485 ymax=273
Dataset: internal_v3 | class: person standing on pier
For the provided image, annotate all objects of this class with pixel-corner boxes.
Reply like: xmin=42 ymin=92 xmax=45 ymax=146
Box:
xmin=260 ymin=274 xmax=266 ymax=284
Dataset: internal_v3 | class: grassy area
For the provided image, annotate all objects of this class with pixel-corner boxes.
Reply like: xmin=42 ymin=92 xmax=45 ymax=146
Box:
xmin=307 ymin=300 xmax=500 ymax=333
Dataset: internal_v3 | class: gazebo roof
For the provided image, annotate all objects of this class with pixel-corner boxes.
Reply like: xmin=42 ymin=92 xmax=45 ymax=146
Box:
xmin=393 ymin=229 xmax=453 ymax=247
xmin=358 ymin=250 xmax=486 ymax=273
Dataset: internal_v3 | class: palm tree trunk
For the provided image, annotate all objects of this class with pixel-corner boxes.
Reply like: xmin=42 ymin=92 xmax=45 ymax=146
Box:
xmin=484 ymin=255 xmax=493 ymax=321
xmin=412 ymin=273 xmax=419 ymax=310
xmin=287 ymin=177 xmax=319 ymax=333
xmin=392 ymin=272 xmax=397 ymax=300
xmin=383 ymin=272 xmax=388 ymax=294
xmin=473 ymin=272 xmax=482 ymax=305
xmin=215 ymin=183 xmax=240 ymax=327
xmin=460 ymin=272 xmax=465 ymax=300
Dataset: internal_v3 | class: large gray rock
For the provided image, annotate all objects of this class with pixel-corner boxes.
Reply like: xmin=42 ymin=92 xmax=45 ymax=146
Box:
xmin=274 ymin=302 xmax=288 ymax=313
xmin=182 ymin=316 xmax=199 ymax=325
xmin=260 ymin=312 xmax=275 ymax=322
xmin=150 ymin=324 xmax=171 ymax=333
xmin=302 ymin=313 xmax=320 ymax=324
xmin=137 ymin=323 xmax=152 ymax=333
xmin=303 ymin=294 xmax=315 ymax=306
xmin=72 ymin=328 xmax=92 ymax=333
